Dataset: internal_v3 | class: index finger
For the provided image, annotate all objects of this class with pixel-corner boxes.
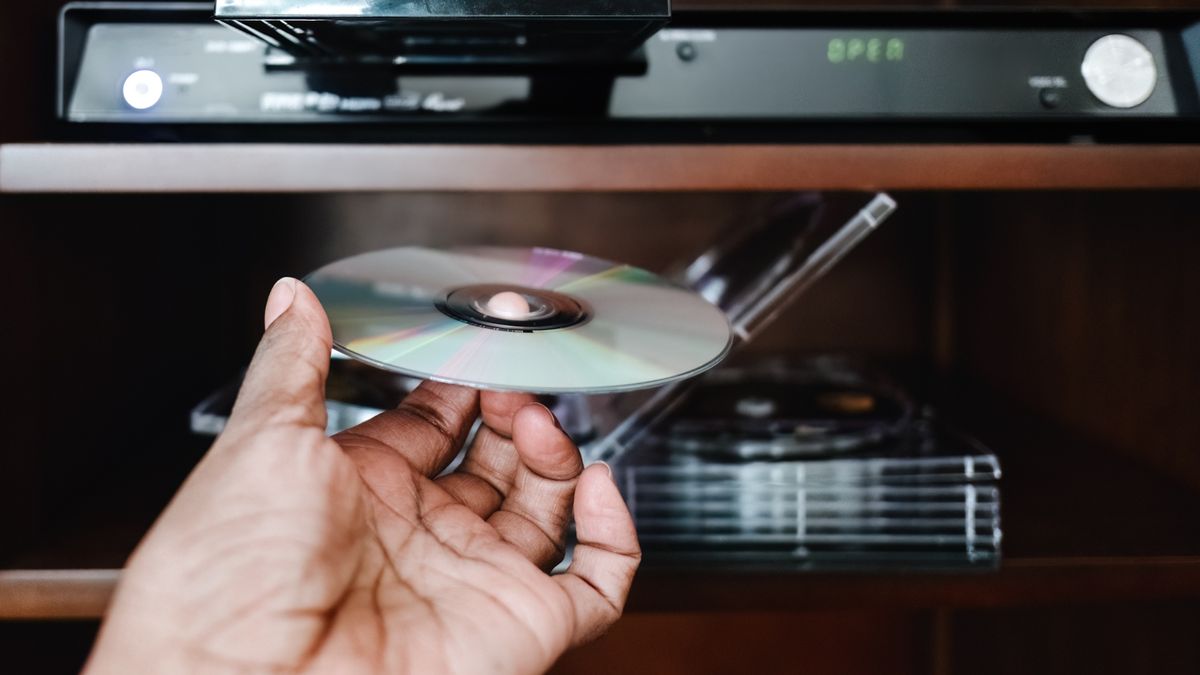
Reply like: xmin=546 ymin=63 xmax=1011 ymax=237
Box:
xmin=335 ymin=381 xmax=480 ymax=477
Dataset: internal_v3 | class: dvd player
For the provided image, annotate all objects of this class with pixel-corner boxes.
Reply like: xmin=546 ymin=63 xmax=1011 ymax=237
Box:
xmin=59 ymin=3 xmax=1200 ymax=142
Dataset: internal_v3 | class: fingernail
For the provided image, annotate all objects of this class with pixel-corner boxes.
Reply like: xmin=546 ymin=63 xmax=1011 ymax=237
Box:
xmin=594 ymin=461 xmax=614 ymax=480
xmin=535 ymin=402 xmax=563 ymax=430
xmin=264 ymin=277 xmax=298 ymax=329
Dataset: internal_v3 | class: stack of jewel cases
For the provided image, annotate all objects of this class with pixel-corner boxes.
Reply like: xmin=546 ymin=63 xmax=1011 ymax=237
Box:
xmin=602 ymin=358 xmax=1002 ymax=572
xmin=192 ymin=355 xmax=1003 ymax=572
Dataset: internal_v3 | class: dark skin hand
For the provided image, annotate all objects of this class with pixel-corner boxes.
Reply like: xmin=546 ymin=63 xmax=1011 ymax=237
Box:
xmin=85 ymin=278 xmax=641 ymax=674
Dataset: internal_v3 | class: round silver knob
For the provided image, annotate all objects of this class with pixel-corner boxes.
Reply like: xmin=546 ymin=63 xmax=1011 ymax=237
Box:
xmin=1080 ymin=34 xmax=1157 ymax=109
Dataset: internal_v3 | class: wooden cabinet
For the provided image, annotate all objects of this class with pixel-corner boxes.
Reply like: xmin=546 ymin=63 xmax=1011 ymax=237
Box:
xmin=3 ymin=1 xmax=1200 ymax=674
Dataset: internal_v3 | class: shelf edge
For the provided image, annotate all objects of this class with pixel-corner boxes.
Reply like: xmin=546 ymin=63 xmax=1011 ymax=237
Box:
xmin=8 ymin=558 xmax=1200 ymax=619
xmin=0 ymin=569 xmax=119 ymax=620
xmin=4 ymin=144 xmax=1200 ymax=193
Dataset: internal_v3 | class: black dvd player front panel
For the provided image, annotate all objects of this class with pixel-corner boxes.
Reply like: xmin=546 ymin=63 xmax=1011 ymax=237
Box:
xmin=60 ymin=4 xmax=1200 ymax=138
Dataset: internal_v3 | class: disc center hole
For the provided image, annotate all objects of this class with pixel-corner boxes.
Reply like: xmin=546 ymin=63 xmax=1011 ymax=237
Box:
xmin=479 ymin=290 xmax=543 ymax=321
xmin=442 ymin=284 xmax=588 ymax=332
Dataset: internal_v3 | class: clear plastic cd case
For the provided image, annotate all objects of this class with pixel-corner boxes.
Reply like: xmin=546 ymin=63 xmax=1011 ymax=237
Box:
xmin=191 ymin=192 xmax=1002 ymax=572
xmin=615 ymin=393 xmax=1002 ymax=571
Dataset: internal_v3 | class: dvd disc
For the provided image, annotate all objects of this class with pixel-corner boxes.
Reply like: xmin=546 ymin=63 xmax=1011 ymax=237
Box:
xmin=304 ymin=246 xmax=733 ymax=394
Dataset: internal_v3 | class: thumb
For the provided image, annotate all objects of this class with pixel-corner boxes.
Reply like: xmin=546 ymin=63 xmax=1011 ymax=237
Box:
xmin=225 ymin=278 xmax=333 ymax=435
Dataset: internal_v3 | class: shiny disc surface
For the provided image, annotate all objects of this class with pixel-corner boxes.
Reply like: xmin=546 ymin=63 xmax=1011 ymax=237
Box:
xmin=305 ymin=246 xmax=733 ymax=394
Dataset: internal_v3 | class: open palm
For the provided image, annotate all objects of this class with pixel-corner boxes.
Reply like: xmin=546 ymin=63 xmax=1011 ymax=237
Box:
xmin=86 ymin=279 xmax=640 ymax=674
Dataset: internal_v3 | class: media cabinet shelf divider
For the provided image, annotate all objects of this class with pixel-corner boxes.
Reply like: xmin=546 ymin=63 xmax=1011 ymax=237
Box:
xmin=4 ymin=143 xmax=1200 ymax=192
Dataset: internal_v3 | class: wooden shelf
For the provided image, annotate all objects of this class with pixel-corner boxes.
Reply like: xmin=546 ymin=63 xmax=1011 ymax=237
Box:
xmin=0 ymin=570 xmax=118 ymax=620
xmin=8 ymin=556 xmax=1200 ymax=620
xmin=3 ymin=143 xmax=1200 ymax=193
xmin=628 ymin=556 xmax=1200 ymax=612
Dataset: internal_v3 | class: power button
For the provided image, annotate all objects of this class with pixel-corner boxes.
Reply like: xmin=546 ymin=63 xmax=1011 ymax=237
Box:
xmin=122 ymin=69 xmax=163 ymax=110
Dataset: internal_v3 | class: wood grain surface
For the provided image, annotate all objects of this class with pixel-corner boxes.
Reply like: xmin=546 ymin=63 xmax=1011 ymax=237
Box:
xmin=5 ymin=144 xmax=1200 ymax=193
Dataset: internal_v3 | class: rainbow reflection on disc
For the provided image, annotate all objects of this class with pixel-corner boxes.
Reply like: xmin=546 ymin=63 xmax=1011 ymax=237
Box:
xmin=304 ymin=246 xmax=733 ymax=394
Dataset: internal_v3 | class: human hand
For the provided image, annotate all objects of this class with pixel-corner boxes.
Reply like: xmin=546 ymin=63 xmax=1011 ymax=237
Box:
xmin=85 ymin=278 xmax=641 ymax=674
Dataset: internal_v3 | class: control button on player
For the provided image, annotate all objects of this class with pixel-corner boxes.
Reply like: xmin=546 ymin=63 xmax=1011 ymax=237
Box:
xmin=1038 ymin=88 xmax=1062 ymax=109
xmin=122 ymin=69 xmax=164 ymax=110
xmin=1080 ymin=34 xmax=1157 ymax=109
